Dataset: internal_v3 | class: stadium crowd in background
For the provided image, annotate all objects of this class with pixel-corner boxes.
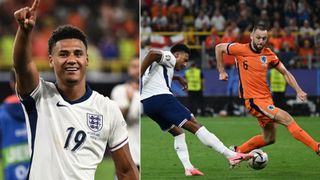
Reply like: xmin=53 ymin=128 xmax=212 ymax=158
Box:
xmin=141 ymin=0 xmax=320 ymax=69
xmin=0 ymin=0 xmax=139 ymax=72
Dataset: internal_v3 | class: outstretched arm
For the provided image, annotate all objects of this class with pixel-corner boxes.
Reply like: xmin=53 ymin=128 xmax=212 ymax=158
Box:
xmin=111 ymin=144 xmax=139 ymax=180
xmin=275 ymin=63 xmax=307 ymax=101
xmin=215 ymin=43 xmax=229 ymax=81
xmin=140 ymin=50 xmax=162 ymax=77
xmin=173 ymin=75 xmax=187 ymax=90
xmin=13 ymin=0 xmax=40 ymax=97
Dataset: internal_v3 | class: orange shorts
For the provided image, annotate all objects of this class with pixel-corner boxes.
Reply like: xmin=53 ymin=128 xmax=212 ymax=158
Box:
xmin=244 ymin=98 xmax=280 ymax=127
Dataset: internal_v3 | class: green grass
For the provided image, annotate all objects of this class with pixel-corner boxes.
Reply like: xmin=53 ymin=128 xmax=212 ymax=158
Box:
xmin=0 ymin=158 xmax=115 ymax=180
xmin=141 ymin=116 xmax=320 ymax=180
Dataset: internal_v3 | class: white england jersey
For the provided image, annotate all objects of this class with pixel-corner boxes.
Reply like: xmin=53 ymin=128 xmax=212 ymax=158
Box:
xmin=20 ymin=79 xmax=128 ymax=180
xmin=141 ymin=50 xmax=176 ymax=100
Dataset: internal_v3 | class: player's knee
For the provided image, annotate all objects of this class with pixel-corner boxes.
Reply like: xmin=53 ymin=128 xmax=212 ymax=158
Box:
xmin=263 ymin=135 xmax=276 ymax=145
xmin=275 ymin=110 xmax=294 ymax=126
xmin=182 ymin=119 xmax=202 ymax=134
xmin=265 ymin=138 xmax=276 ymax=145
xmin=283 ymin=113 xmax=294 ymax=126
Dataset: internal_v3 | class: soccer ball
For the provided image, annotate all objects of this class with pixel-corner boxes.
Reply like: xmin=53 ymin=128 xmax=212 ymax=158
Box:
xmin=248 ymin=149 xmax=268 ymax=170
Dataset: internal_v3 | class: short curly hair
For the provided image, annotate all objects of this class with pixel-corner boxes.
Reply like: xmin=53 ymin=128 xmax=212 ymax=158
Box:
xmin=170 ymin=43 xmax=190 ymax=55
xmin=48 ymin=25 xmax=87 ymax=55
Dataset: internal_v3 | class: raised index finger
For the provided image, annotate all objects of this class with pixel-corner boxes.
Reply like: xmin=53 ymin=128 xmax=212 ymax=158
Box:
xmin=30 ymin=0 xmax=40 ymax=11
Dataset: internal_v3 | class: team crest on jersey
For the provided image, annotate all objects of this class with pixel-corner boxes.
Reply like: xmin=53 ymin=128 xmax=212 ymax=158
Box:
xmin=165 ymin=55 xmax=171 ymax=61
xmin=87 ymin=113 xmax=103 ymax=132
xmin=260 ymin=56 xmax=267 ymax=64
xmin=267 ymin=105 xmax=275 ymax=110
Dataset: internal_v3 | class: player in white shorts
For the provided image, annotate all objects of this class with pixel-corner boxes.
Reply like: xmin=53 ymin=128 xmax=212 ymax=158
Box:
xmin=12 ymin=0 xmax=139 ymax=179
xmin=141 ymin=44 xmax=253 ymax=176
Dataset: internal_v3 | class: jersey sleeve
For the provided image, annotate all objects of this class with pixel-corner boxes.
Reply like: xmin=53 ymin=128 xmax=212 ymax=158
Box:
xmin=227 ymin=43 xmax=246 ymax=56
xmin=107 ymin=100 xmax=129 ymax=152
xmin=158 ymin=50 xmax=176 ymax=68
xmin=17 ymin=78 xmax=43 ymax=102
xmin=269 ymin=52 xmax=281 ymax=67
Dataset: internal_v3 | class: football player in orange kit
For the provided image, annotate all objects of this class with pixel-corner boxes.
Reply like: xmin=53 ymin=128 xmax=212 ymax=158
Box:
xmin=215 ymin=24 xmax=319 ymax=155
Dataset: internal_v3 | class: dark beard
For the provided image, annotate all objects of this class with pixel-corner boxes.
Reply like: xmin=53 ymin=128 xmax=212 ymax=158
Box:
xmin=253 ymin=42 xmax=263 ymax=51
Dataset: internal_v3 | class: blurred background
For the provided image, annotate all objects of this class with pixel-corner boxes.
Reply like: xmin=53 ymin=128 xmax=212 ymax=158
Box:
xmin=0 ymin=0 xmax=139 ymax=179
xmin=0 ymin=0 xmax=139 ymax=100
xmin=141 ymin=0 xmax=320 ymax=117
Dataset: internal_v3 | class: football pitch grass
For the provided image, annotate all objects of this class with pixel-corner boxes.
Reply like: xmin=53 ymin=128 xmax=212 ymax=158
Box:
xmin=141 ymin=116 xmax=320 ymax=180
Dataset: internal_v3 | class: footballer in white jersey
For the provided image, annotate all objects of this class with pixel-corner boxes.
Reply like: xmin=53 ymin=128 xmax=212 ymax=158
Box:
xmin=140 ymin=44 xmax=253 ymax=177
xmin=12 ymin=1 xmax=139 ymax=179
xmin=21 ymin=79 xmax=128 ymax=180
xmin=140 ymin=49 xmax=176 ymax=100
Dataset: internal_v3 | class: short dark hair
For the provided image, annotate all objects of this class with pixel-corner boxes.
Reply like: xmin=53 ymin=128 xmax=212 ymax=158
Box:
xmin=48 ymin=25 xmax=88 ymax=55
xmin=170 ymin=43 xmax=190 ymax=54
xmin=252 ymin=23 xmax=268 ymax=33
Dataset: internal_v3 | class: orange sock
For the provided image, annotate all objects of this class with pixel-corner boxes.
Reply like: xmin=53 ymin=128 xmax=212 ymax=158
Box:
xmin=287 ymin=122 xmax=319 ymax=152
xmin=237 ymin=135 xmax=266 ymax=153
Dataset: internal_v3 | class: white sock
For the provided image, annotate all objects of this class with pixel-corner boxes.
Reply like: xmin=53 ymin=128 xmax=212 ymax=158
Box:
xmin=195 ymin=126 xmax=236 ymax=158
xmin=174 ymin=133 xmax=194 ymax=169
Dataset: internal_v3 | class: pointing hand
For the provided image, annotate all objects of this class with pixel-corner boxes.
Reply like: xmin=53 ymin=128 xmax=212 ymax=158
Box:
xmin=14 ymin=0 xmax=40 ymax=32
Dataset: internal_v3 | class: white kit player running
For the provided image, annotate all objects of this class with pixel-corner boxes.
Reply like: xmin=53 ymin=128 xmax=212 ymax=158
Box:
xmin=12 ymin=0 xmax=139 ymax=179
xmin=141 ymin=44 xmax=253 ymax=176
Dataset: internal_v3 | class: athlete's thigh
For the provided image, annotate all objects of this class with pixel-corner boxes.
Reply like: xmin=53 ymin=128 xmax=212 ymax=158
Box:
xmin=244 ymin=98 xmax=280 ymax=127
xmin=274 ymin=109 xmax=294 ymax=126
xmin=146 ymin=111 xmax=174 ymax=131
xmin=142 ymin=95 xmax=175 ymax=131
xmin=160 ymin=95 xmax=193 ymax=127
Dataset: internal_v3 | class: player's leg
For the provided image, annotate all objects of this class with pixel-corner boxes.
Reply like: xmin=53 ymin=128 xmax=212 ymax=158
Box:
xmin=181 ymin=117 xmax=253 ymax=166
xmin=142 ymin=95 xmax=203 ymax=175
xmin=157 ymin=95 xmax=252 ymax=166
xmin=274 ymin=109 xmax=319 ymax=154
xmin=168 ymin=126 xmax=203 ymax=176
xmin=236 ymin=123 xmax=276 ymax=153
xmin=233 ymin=98 xmax=278 ymax=153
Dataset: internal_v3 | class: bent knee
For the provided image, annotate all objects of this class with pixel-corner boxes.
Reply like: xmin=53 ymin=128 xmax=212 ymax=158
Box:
xmin=275 ymin=110 xmax=294 ymax=126
xmin=265 ymin=138 xmax=276 ymax=145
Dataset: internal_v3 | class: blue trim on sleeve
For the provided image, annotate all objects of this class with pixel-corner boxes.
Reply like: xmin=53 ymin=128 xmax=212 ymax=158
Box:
xmin=162 ymin=65 xmax=172 ymax=92
xmin=21 ymin=96 xmax=38 ymax=180
xmin=226 ymin=43 xmax=232 ymax=55
xmin=272 ymin=60 xmax=280 ymax=68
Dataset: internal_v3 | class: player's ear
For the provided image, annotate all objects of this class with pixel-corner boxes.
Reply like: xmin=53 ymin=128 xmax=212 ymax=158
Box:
xmin=49 ymin=55 xmax=54 ymax=68
xmin=86 ymin=54 xmax=89 ymax=66
xmin=174 ymin=52 xmax=179 ymax=59
xmin=250 ymin=32 xmax=253 ymax=41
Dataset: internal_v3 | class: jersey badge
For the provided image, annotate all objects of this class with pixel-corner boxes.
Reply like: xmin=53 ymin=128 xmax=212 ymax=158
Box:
xmin=260 ymin=56 xmax=267 ymax=65
xmin=165 ymin=55 xmax=171 ymax=61
xmin=87 ymin=113 xmax=103 ymax=132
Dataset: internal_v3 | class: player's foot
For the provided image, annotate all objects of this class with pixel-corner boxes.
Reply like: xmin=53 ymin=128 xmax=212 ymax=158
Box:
xmin=316 ymin=143 xmax=320 ymax=156
xmin=229 ymin=145 xmax=238 ymax=152
xmin=185 ymin=168 xmax=204 ymax=176
xmin=228 ymin=152 xmax=253 ymax=168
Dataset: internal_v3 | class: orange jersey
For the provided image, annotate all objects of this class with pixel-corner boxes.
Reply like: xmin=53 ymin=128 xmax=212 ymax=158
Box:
xmin=227 ymin=43 xmax=280 ymax=99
